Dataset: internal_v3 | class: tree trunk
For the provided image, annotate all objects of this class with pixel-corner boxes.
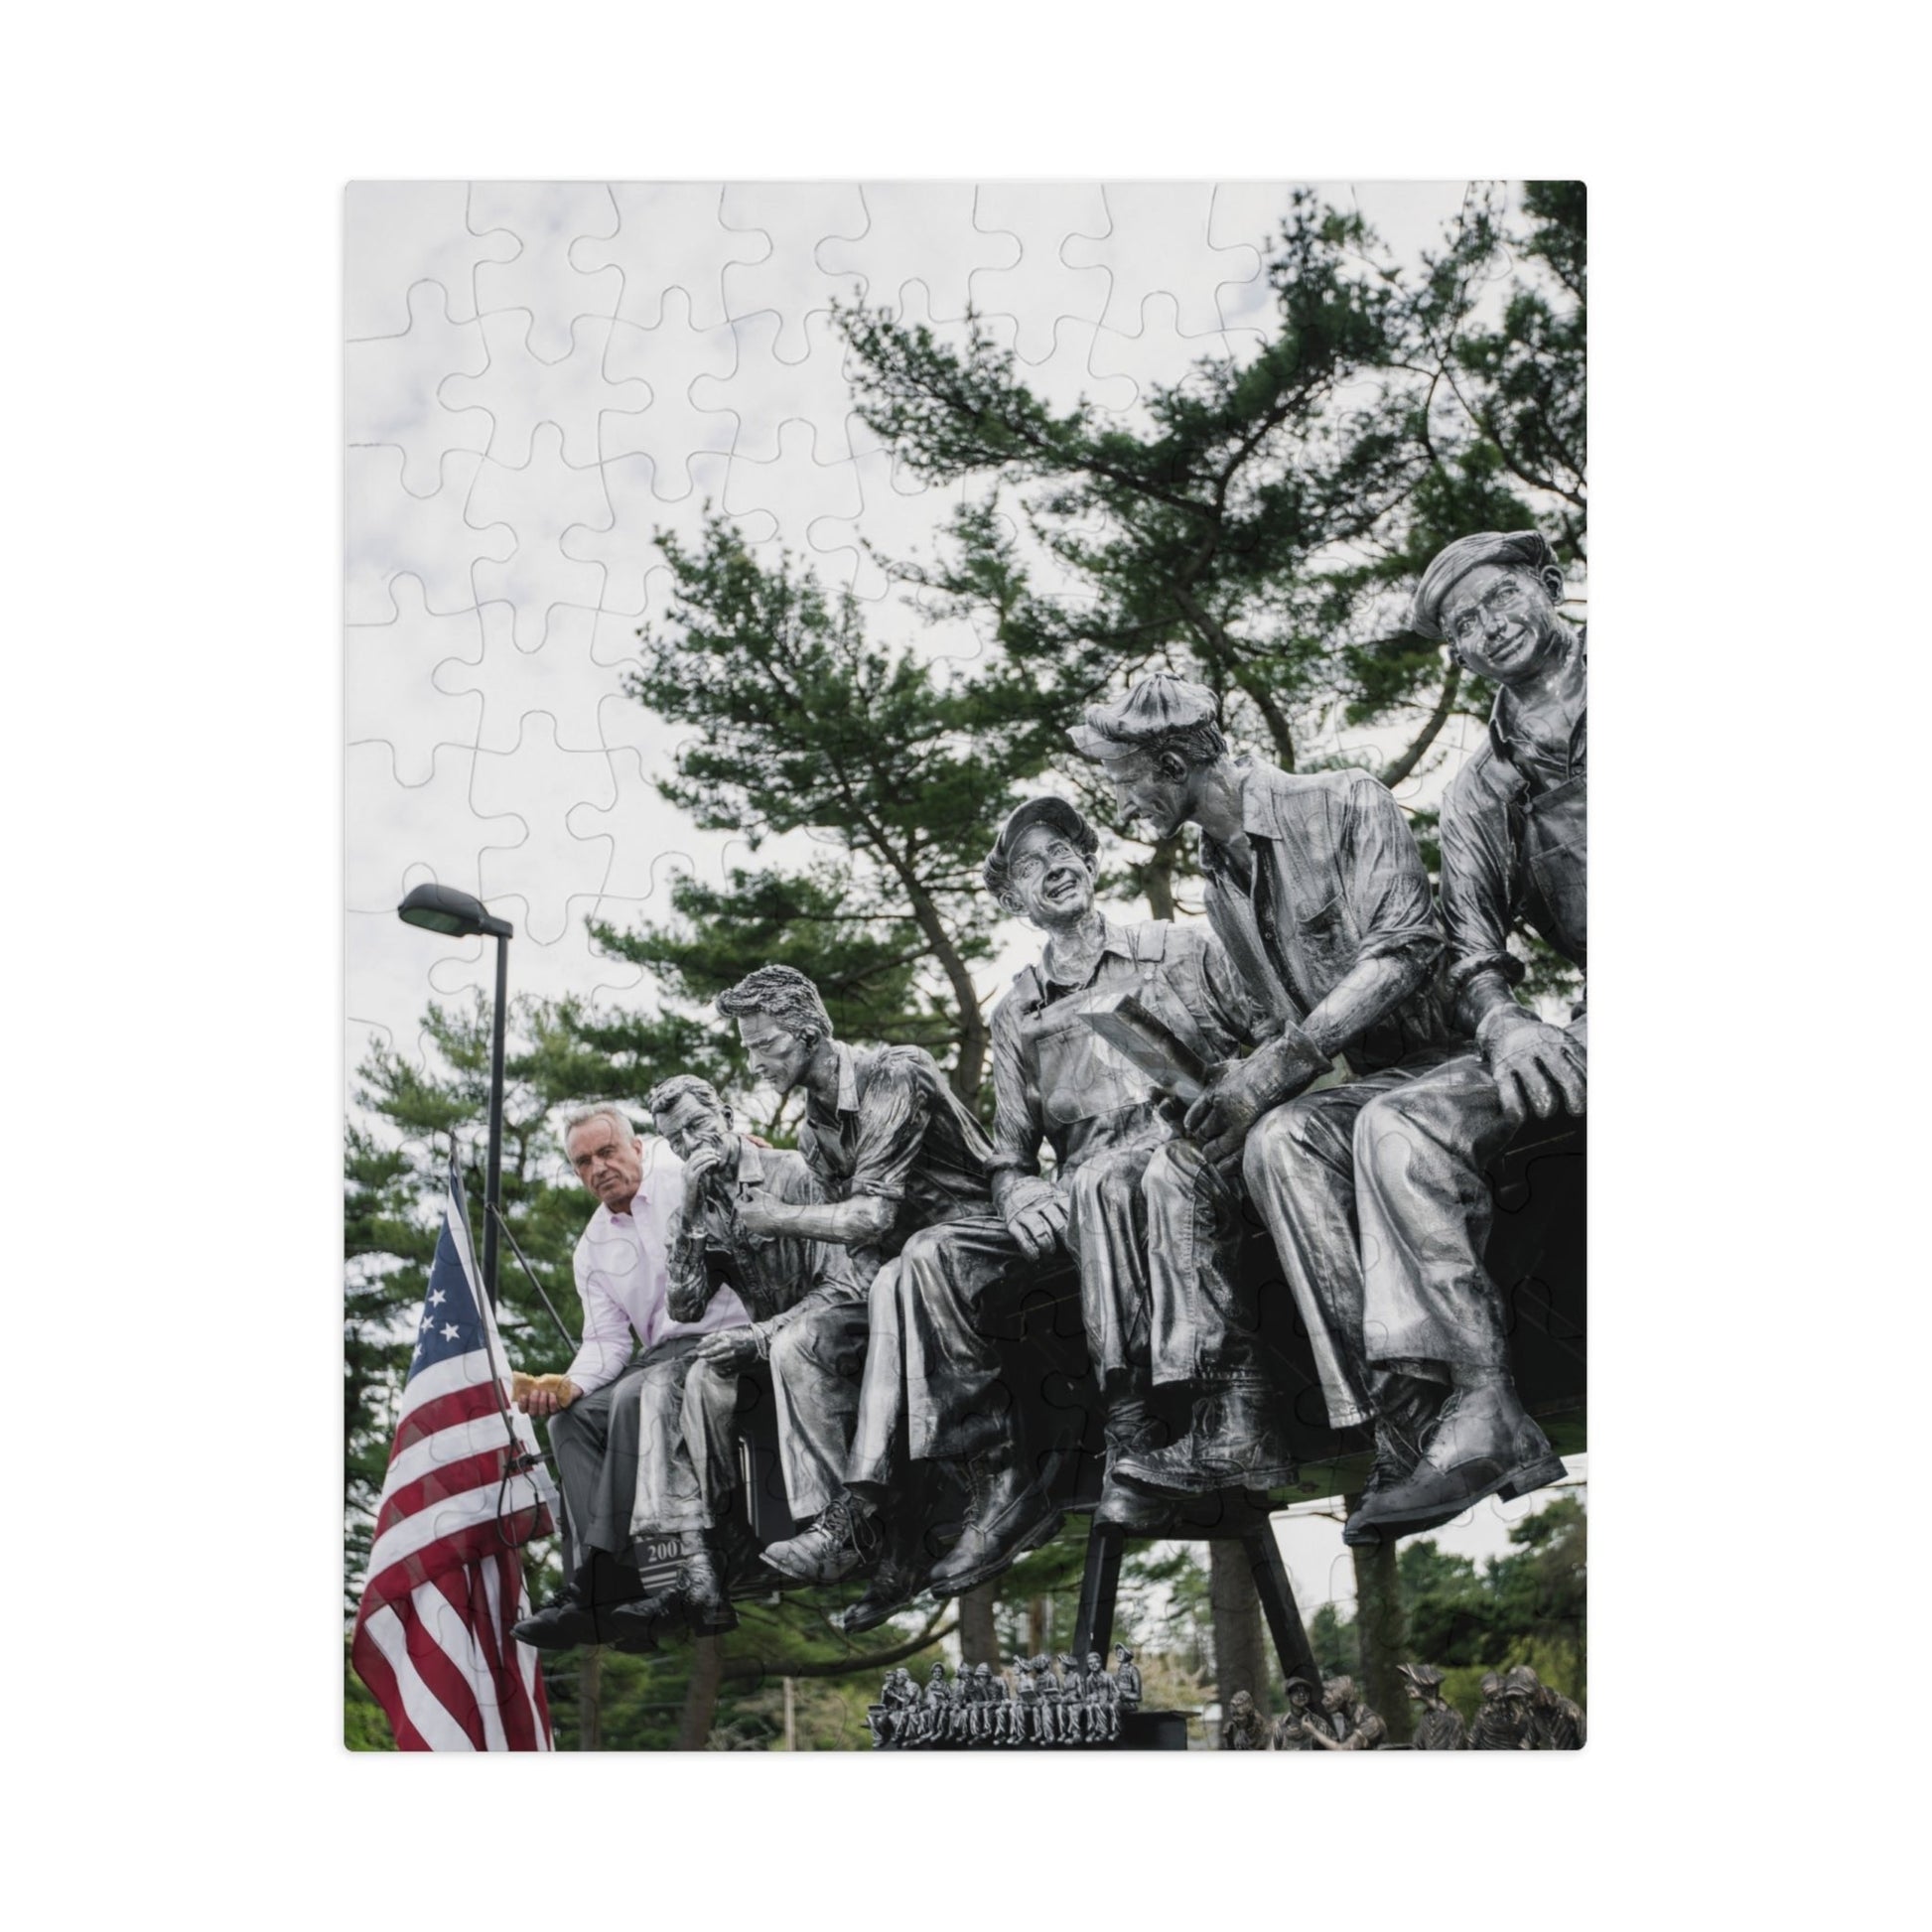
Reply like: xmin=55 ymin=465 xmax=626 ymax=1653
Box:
xmin=1209 ymin=1542 xmax=1269 ymax=1712
xmin=677 ymin=1634 xmax=724 ymax=1750
xmin=1347 ymin=1506 xmax=1411 ymax=1744
xmin=1377 ymin=660 xmax=1461 ymax=792
xmin=1135 ymin=835 xmax=1182 ymax=921
xmin=957 ymin=1581 xmax=1001 ymax=1665
xmin=1028 ymin=1594 xmax=1048 ymax=1657
xmin=577 ymin=1648 xmax=602 ymax=1751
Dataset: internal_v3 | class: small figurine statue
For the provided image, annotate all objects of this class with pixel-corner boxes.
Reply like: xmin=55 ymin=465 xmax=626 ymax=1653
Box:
xmin=1221 ymin=1689 xmax=1269 ymax=1750
xmin=1081 ymin=1650 xmax=1118 ymax=1743
xmin=1398 ymin=1663 xmax=1467 ymax=1750
xmin=1467 ymin=1670 xmax=1534 ymax=1750
xmin=1305 ymin=1675 xmax=1387 ymax=1750
xmin=983 ymin=1663 xmax=1014 ymax=1744
xmin=950 ymin=1663 xmax=977 ymax=1743
xmin=1270 ymin=1677 xmax=1324 ymax=1750
xmin=917 ymin=1660 xmax=952 ymax=1748
xmin=1054 ymin=1653 xmax=1084 ymax=1744
xmin=1013 ymin=1655 xmax=1039 ymax=1744
xmin=1508 ymin=1664 xmax=1586 ymax=1750
xmin=1112 ymin=1643 xmax=1143 ymax=1722
xmin=870 ymin=1666 xmax=920 ymax=1746
xmin=1034 ymin=1653 xmax=1063 ymax=1744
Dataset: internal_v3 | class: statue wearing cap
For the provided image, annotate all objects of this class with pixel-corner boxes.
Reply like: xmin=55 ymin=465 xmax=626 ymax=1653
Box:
xmin=1343 ymin=529 xmax=1584 ymax=1546
xmin=1069 ymin=672 xmax=1462 ymax=1501
xmin=979 ymin=794 xmax=1262 ymax=1532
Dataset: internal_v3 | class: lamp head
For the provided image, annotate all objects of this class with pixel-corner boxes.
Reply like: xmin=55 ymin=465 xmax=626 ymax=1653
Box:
xmin=396 ymin=883 xmax=513 ymax=940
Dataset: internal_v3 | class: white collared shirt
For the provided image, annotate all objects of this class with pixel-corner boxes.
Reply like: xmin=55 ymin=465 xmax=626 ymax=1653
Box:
xmin=565 ymin=1143 xmax=750 ymax=1394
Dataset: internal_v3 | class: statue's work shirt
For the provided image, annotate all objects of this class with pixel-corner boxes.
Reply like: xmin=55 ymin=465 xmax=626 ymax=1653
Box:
xmin=1440 ymin=643 xmax=1587 ymax=1006
xmin=795 ymin=1042 xmax=996 ymax=1275
xmin=667 ymin=1139 xmax=860 ymax=1332
xmin=987 ymin=917 xmax=1255 ymax=1181
xmin=1197 ymin=760 xmax=1452 ymax=1072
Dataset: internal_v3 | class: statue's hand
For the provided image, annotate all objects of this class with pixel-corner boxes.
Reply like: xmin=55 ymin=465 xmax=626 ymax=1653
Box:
xmin=1001 ymin=1176 xmax=1068 ymax=1261
xmin=1184 ymin=1032 xmax=1325 ymax=1165
xmin=1480 ymin=1008 xmax=1587 ymax=1125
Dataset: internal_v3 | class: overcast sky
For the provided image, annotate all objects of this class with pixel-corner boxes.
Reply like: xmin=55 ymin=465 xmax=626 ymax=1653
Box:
xmin=345 ymin=180 xmax=1510 ymax=1084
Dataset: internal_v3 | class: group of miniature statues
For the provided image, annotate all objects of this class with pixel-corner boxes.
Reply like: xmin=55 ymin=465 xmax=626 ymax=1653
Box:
xmin=869 ymin=1644 xmax=1145 ymax=1748
xmin=511 ymin=529 xmax=1590 ymax=1673
xmin=1220 ymin=1662 xmax=1585 ymax=1751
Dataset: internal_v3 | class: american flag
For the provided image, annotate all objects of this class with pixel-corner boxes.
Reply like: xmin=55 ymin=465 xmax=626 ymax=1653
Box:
xmin=351 ymin=1158 xmax=558 ymax=1750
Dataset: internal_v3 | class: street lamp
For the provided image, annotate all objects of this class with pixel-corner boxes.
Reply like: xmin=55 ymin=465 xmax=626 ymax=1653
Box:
xmin=397 ymin=883 xmax=514 ymax=1307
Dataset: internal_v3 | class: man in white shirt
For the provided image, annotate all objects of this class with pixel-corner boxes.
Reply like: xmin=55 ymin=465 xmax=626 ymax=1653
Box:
xmin=510 ymin=1105 xmax=750 ymax=1651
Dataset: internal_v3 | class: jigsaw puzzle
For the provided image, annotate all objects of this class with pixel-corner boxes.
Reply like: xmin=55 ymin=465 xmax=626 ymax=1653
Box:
xmin=344 ymin=180 xmax=1587 ymax=1752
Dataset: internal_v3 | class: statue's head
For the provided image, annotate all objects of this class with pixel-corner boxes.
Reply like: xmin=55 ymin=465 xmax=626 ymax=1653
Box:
xmin=1086 ymin=1652 xmax=1103 ymax=1673
xmin=1479 ymin=1671 xmax=1504 ymax=1704
xmin=1398 ymin=1662 xmax=1445 ymax=1706
xmin=928 ymin=1662 xmax=946 ymax=1682
xmin=1068 ymin=673 xmax=1228 ymax=843
xmin=1114 ymin=1643 xmax=1133 ymax=1665
xmin=1284 ymin=1677 xmax=1314 ymax=1710
xmin=975 ymin=1662 xmax=992 ymax=1679
xmin=1502 ymin=1665 xmax=1541 ymax=1706
xmin=1321 ymin=1676 xmax=1355 ymax=1714
xmin=717 ymin=965 xmax=835 ymax=1097
xmin=1229 ymin=1690 xmax=1255 ymax=1717
xmin=984 ymin=796 xmax=1100 ymax=927
xmin=646 ymin=1073 xmax=734 ymax=1168
xmin=1410 ymin=530 xmax=1570 ymax=686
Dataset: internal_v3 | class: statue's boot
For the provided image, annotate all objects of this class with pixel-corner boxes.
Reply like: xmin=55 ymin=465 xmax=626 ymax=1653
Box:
xmin=836 ymin=1511 xmax=934 ymax=1635
xmin=1094 ymin=1379 xmax=1180 ymax=1534
xmin=1348 ymin=1371 xmax=1564 ymax=1538
xmin=760 ymin=1491 xmax=879 ymax=1585
xmin=1342 ymin=1373 xmax=1449 ymax=1547
xmin=679 ymin=1532 xmax=740 ymax=1636
xmin=928 ymin=1445 xmax=1062 ymax=1594
xmin=1110 ymin=1377 xmax=1296 ymax=1496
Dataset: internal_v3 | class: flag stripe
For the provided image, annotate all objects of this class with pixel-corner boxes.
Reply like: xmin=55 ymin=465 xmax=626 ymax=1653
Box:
xmin=350 ymin=1160 xmax=557 ymax=1751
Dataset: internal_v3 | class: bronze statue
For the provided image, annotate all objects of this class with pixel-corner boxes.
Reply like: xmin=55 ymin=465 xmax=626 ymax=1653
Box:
xmin=1468 ymin=1669 xmax=1534 ymax=1750
xmin=1113 ymin=1643 xmax=1143 ymax=1719
xmin=1508 ymin=1664 xmax=1586 ymax=1749
xmin=621 ymin=1074 xmax=867 ymax=1633
xmin=1069 ymin=674 xmax=1461 ymax=1502
xmin=1221 ymin=1688 xmax=1268 ymax=1750
xmin=1302 ymin=1676 xmax=1387 ymax=1750
xmin=1270 ymin=1676 xmax=1323 ymax=1749
xmin=1399 ymin=1662 xmax=1467 ymax=1750
xmin=730 ymin=966 xmax=1062 ymax=1623
xmin=980 ymin=795 xmax=1259 ymax=1529
xmin=1053 ymin=1653 xmax=1085 ymax=1743
xmin=1345 ymin=531 xmax=1580 ymax=1542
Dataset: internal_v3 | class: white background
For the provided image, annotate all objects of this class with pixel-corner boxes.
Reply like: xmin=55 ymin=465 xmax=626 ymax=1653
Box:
xmin=7 ymin=1 xmax=1922 ymax=1925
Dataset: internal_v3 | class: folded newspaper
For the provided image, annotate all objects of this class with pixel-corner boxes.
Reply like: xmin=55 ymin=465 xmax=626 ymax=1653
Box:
xmin=1081 ymin=995 xmax=1212 ymax=1104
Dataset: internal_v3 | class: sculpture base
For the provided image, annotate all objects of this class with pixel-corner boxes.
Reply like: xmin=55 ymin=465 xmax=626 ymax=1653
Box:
xmin=869 ymin=1709 xmax=1188 ymax=1750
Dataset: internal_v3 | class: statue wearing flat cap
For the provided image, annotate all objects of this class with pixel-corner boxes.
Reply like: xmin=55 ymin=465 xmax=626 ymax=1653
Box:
xmin=1342 ymin=529 xmax=1584 ymax=1545
xmin=1069 ymin=672 xmax=1462 ymax=1503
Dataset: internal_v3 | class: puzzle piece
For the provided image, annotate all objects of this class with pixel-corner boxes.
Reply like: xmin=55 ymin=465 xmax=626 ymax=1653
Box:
xmin=439 ymin=310 xmax=649 ymax=469
xmin=345 ymin=446 xmax=511 ymax=624
xmin=345 ymin=280 xmax=491 ymax=491
xmin=574 ymin=182 xmax=769 ymax=332
xmin=466 ymin=424 xmax=611 ymax=644
xmin=345 ymin=183 xmax=519 ymax=341
xmin=345 ymin=574 xmax=484 ymax=781
xmin=470 ymin=182 xmax=622 ymax=360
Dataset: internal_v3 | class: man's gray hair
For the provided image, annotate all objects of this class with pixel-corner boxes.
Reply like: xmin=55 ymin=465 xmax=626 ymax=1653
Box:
xmin=562 ymin=1104 xmax=637 ymax=1149
xmin=646 ymin=1073 xmax=731 ymax=1121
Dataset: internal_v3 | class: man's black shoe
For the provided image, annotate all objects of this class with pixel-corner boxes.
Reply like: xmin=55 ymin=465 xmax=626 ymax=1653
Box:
xmin=511 ymin=1587 xmax=599 ymax=1652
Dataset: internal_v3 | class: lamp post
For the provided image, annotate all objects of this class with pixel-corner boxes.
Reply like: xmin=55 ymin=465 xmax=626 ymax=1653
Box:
xmin=397 ymin=883 xmax=514 ymax=1307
